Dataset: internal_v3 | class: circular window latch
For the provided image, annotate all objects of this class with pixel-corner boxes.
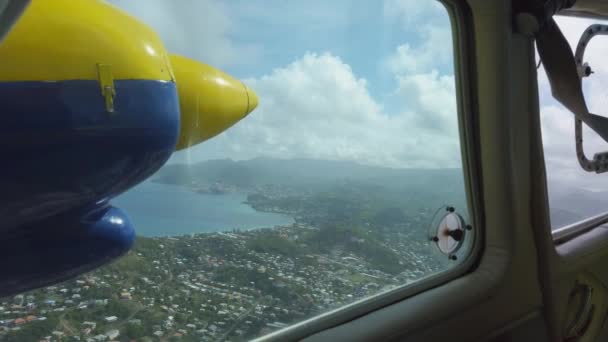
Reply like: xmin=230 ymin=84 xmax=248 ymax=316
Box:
xmin=428 ymin=206 xmax=474 ymax=261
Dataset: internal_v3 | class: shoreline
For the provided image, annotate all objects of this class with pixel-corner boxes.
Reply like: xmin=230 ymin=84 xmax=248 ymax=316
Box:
xmin=134 ymin=222 xmax=297 ymax=239
xmin=115 ymin=181 xmax=295 ymax=238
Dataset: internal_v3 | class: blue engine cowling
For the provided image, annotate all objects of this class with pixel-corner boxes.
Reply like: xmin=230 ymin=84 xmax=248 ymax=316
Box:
xmin=0 ymin=79 xmax=180 ymax=297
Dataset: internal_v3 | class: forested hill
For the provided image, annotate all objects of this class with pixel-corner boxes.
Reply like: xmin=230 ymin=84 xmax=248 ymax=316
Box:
xmin=154 ymin=158 xmax=466 ymax=193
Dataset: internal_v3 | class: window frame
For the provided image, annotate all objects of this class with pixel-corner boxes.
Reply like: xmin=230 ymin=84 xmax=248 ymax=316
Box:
xmin=254 ymin=0 xmax=486 ymax=340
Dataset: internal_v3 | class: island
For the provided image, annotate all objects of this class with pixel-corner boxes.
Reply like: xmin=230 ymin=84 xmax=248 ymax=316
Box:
xmin=0 ymin=158 xmax=470 ymax=342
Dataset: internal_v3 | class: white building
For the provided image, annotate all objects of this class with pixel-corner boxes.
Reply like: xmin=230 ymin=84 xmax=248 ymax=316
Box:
xmin=105 ymin=329 xmax=119 ymax=340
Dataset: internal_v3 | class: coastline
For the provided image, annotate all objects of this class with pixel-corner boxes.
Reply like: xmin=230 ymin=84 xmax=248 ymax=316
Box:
xmin=113 ymin=181 xmax=295 ymax=238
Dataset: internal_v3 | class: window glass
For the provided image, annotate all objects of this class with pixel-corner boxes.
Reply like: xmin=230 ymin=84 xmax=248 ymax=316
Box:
xmin=539 ymin=16 xmax=608 ymax=229
xmin=0 ymin=1 xmax=470 ymax=341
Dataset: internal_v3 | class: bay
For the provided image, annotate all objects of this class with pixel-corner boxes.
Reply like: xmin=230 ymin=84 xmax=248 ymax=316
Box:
xmin=111 ymin=181 xmax=294 ymax=237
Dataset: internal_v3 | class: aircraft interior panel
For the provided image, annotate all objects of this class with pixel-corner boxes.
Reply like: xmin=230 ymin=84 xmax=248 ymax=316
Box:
xmin=552 ymin=231 xmax=608 ymax=342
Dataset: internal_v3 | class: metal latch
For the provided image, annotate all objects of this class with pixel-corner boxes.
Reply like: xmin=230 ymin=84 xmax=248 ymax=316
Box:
xmin=97 ymin=64 xmax=115 ymax=113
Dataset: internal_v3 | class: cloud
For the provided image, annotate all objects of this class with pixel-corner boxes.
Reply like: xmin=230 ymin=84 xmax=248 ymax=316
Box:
xmin=109 ymin=0 xmax=608 ymax=203
xmin=385 ymin=28 xmax=452 ymax=74
xmin=176 ymin=52 xmax=461 ymax=169
xmin=108 ymin=0 xmax=258 ymax=68
xmin=383 ymin=0 xmax=446 ymax=28
xmin=110 ymin=0 xmax=461 ymax=169
xmin=383 ymin=0 xmax=453 ymax=74
xmin=395 ymin=71 xmax=457 ymax=131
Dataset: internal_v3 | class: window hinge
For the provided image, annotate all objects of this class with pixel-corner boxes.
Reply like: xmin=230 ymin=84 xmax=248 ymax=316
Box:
xmin=97 ymin=64 xmax=116 ymax=113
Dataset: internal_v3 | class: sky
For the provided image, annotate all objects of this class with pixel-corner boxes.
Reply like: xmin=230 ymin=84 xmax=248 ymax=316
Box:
xmin=109 ymin=1 xmax=608 ymax=191
xmin=110 ymin=0 xmax=458 ymax=169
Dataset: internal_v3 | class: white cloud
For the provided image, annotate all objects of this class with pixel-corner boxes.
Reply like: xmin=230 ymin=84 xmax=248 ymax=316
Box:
xmin=383 ymin=0 xmax=446 ymax=28
xmin=108 ymin=0 xmax=258 ymax=68
xmin=383 ymin=0 xmax=452 ymax=74
xmin=394 ymin=71 xmax=457 ymax=133
xmin=112 ymin=0 xmax=608 ymax=203
xmin=176 ymin=52 xmax=460 ymax=169
xmin=112 ymin=0 xmax=461 ymax=169
xmin=386 ymin=28 xmax=451 ymax=74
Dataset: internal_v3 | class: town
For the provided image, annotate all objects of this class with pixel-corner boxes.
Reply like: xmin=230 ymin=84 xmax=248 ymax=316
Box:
xmin=0 ymin=219 xmax=448 ymax=342
xmin=1 ymin=162 xmax=465 ymax=341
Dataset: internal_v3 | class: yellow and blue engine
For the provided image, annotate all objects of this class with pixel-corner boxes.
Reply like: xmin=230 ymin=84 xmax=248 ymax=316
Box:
xmin=0 ymin=0 xmax=257 ymax=297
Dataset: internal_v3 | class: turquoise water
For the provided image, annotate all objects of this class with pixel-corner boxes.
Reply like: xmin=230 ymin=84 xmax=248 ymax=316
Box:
xmin=112 ymin=181 xmax=294 ymax=237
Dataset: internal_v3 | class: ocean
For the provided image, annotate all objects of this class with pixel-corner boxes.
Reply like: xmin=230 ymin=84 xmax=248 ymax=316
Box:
xmin=111 ymin=181 xmax=294 ymax=237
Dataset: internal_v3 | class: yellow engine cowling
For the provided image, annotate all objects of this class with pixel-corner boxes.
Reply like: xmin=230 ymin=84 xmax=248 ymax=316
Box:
xmin=170 ymin=54 xmax=259 ymax=150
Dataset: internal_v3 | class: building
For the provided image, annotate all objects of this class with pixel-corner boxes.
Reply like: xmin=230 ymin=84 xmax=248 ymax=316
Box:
xmin=105 ymin=329 xmax=119 ymax=340
xmin=83 ymin=321 xmax=97 ymax=329
xmin=93 ymin=334 xmax=107 ymax=341
xmin=104 ymin=316 xmax=117 ymax=323
xmin=13 ymin=295 xmax=24 ymax=306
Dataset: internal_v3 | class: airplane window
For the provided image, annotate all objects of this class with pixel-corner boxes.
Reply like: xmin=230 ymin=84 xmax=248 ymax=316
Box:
xmin=538 ymin=16 xmax=608 ymax=230
xmin=0 ymin=1 xmax=471 ymax=341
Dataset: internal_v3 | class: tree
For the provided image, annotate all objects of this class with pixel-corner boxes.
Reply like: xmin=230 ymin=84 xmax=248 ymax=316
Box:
xmin=3 ymin=316 xmax=59 ymax=342
xmin=125 ymin=323 xmax=146 ymax=339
